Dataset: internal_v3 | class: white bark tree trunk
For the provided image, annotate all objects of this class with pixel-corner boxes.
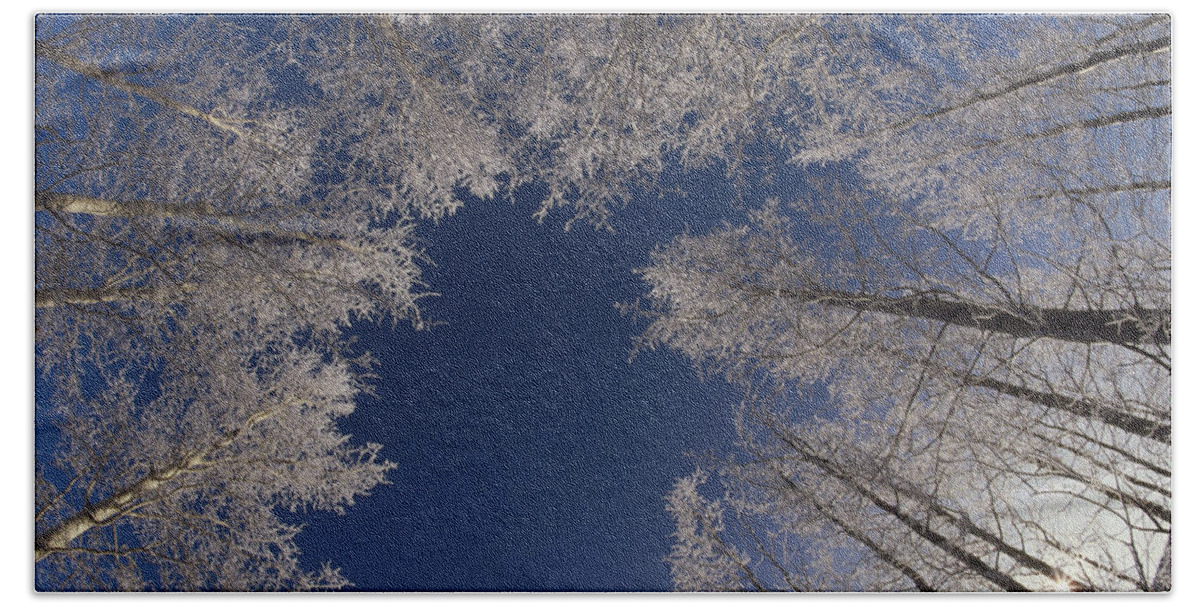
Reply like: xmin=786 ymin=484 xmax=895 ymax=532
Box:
xmin=35 ymin=406 xmax=280 ymax=561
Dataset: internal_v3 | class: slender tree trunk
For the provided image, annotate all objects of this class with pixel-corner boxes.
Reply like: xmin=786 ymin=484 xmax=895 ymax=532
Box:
xmin=1020 ymin=180 xmax=1171 ymax=202
xmin=776 ymin=474 xmax=936 ymax=591
xmin=834 ymin=471 xmax=1030 ymax=591
xmin=980 ymin=105 xmax=1171 ymax=149
xmin=36 ymin=193 xmax=208 ymax=218
xmin=769 ymin=435 xmax=1033 ymax=590
xmin=1032 ymin=431 xmax=1171 ymax=501
xmin=1037 ymin=457 xmax=1171 ymax=525
xmin=964 ymin=373 xmax=1170 ymax=443
xmin=38 ymin=192 xmax=360 ymax=253
xmin=35 ymin=42 xmax=279 ymax=151
xmin=1044 ymin=423 xmax=1171 ymax=478
xmin=884 ymin=471 xmax=1095 ymax=588
xmin=35 ymin=407 xmax=278 ymax=561
xmin=763 ymin=286 xmax=1169 ymax=345
xmin=34 ymin=285 xmax=183 ymax=308
xmin=761 ymin=420 xmax=1092 ymax=591
xmin=870 ymin=32 xmax=1170 ymax=138
xmin=1150 ymin=536 xmax=1171 ymax=591
xmin=822 ymin=507 xmax=936 ymax=591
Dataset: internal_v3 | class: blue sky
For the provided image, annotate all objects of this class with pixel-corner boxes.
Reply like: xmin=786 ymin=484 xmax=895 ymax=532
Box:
xmin=287 ymin=164 xmax=812 ymax=590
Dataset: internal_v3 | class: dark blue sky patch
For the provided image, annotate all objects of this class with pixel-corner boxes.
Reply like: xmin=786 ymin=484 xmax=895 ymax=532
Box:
xmin=287 ymin=172 xmax=779 ymax=590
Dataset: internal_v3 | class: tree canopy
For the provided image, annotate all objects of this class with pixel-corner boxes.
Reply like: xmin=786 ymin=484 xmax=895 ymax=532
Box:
xmin=643 ymin=14 xmax=1170 ymax=592
xmin=35 ymin=16 xmax=415 ymax=589
xmin=34 ymin=13 xmax=1170 ymax=591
